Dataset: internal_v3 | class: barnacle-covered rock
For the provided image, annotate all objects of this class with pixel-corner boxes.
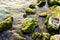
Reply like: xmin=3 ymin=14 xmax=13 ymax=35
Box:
xmin=21 ymin=18 xmax=38 ymax=33
xmin=25 ymin=8 xmax=35 ymax=14
xmin=29 ymin=3 xmax=36 ymax=9
xmin=50 ymin=35 xmax=60 ymax=40
xmin=32 ymin=32 xmax=41 ymax=39
xmin=41 ymin=32 xmax=50 ymax=40
xmin=9 ymin=33 xmax=26 ymax=40
xmin=37 ymin=0 xmax=46 ymax=7
xmin=0 ymin=17 xmax=13 ymax=32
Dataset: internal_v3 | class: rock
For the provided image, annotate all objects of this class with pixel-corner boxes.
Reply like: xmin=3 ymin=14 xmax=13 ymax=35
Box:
xmin=38 ymin=12 xmax=47 ymax=17
xmin=41 ymin=32 xmax=50 ymax=40
xmin=37 ymin=0 xmax=46 ymax=7
xmin=0 ymin=17 xmax=13 ymax=33
xmin=21 ymin=18 xmax=38 ymax=34
xmin=47 ymin=0 xmax=59 ymax=6
xmin=29 ymin=3 xmax=36 ymax=9
xmin=32 ymin=32 xmax=41 ymax=39
xmin=25 ymin=8 xmax=35 ymax=14
xmin=50 ymin=35 xmax=60 ymax=40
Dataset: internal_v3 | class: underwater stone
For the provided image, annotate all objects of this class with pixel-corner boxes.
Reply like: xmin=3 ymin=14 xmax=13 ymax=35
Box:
xmin=41 ymin=32 xmax=50 ymax=40
xmin=0 ymin=17 xmax=13 ymax=32
xmin=32 ymin=32 xmax=41 ymax=39
xmin=44 ymin=6 xmax=60 ymax=34
xmin=50 ymin=35 xmax=60 ymax=40
xmin=29 ymin=3 xmax=36 ymax=9
xmin=37 ymin=0 xmax=46 ymax=7
xmin=25 ymin=8 xmax=35 ymax=14
xmin=48 ymin=0 xmax=59 ymax=6
xmin=38 ymin=12 xmax=47 ymax=17
xmin=21 ymin=18 xmax=38 ymax=34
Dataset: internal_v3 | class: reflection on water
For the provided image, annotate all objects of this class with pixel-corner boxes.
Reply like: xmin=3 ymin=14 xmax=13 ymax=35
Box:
xmin=0 ymin=0 xmax=50 ymax=40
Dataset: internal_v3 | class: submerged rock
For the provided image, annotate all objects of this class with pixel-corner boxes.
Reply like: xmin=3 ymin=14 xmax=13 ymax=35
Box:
xmin=37 ymin=0 xmax=46 ymax=7
xmin=29 ymin=3 xmax=36 ymax=9
xmin=32 ymin=32 xmax=41 ymax=39
xmin=41 ymin=32 xmax=50 ymax=40
xmin=25 ymin=8 xmax=35 ymax=14
xmin=9 ymin=33 xmax=26 ymax=40
xmin=38 ymin=12 xmax=47 ymax=17
xmin=47 ymin=0 xmax=60 ymax=6
xmin=0 ymin=17 xmax=13 ymax=33
xmin=48 ymin=0 xmax=57 ymax=5
xmin=50 ymin=35 xmax=60 ymax=40
xmin=44 ymin=6 xmax=60 ymax=34
xmin=21 ymin=18 xmax=38 ymax=34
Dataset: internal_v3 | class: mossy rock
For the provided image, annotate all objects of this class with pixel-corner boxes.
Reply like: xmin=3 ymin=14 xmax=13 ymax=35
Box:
xmin=37 ymin=0 xmax=46 ymax=7
xmin=0 ymin=17 xmax=13 ymax=32
xmin=38 ymin=12 xmax=47 ymax=17
xmin=47 ymin=0 xmax=59 ymax=6
xmin=37 ymin=0 xmax=45 ymax=3
xmin=41 ymin=32 xmax=50 ymax=40
xmin=32 ymin=32 xmax=41 ymax=39
xmin=21 ymin=18 xmax=38 ymax=34
xmin=23 ymin=13 xmax=27 ymax=18
xmin=25 ymin=8 xmax=35 ymax=14
xmin=29 ymin=3 xmax=36 ymax=9
xmin=57 ymin=0 xmax=60 ymax=5
xmin=43 ymin=6 xmax=60 ymax=34
xmin=50 ymin=35 xmax=60 ymax=40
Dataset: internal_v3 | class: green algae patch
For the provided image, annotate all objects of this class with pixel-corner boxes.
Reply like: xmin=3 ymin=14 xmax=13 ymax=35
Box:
xmin=29 ymin=3 xmax=36 ymax=9
xmin=0 ymin=17 xmax=13 ymax=32
xmin=37 ymin=0 xmax=46 ymax=7
xmin=37 ymin=0 xmax=45 ymax=3
xmin=38 ymin=12 xmax=47 ymax=17
xmin=41 ymin=32 xmax=50 ymax=40
xmin=50 ymin=36 xmax=54 ymax=40
xmin=47 ymin=0 xmax=60 ymax=6
xmin=48 ymin=0 xmax=58 ymax=5
xmin=21 ymin=18 xmax=38 ymax=34
xmin=44 ymin=6 xmax=60 ymax=34
xmin=32 ymin=32 xmax=41 ymax=39
xmin=25 ymin=8 xmax=35 ymax=14
xmin=17 ymin=34 xmax=26 ymax=40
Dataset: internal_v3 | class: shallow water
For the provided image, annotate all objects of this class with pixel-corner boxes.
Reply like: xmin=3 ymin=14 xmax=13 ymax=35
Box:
xmin=0 ymin=0 xmax=51 ymax=40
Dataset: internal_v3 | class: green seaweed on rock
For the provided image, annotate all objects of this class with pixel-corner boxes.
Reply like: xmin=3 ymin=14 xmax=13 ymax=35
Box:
xmin=37 ymin=0 xmax=46 ymax=7
xmin=0 ymin=17 xmax=13 ymax=32
xmin=25 ymin=8 xmax=35 ymax=14
xmin=38 ymin=12 xmax=47 ymax=17
xmin=44 ymin=6 xmax=60 ymax=34
xmin=21 ymin=18 xmax=38 ymax=34
xmin=50 ymin=35 xmax=60 ymax=40
xmin=29 ymin=3 xmax=36 ymax=9
xmin=41 ymin=32 xmax=50 ymax=40
xmin=48 ymin=0 xmax=60 ymax=6
xmin=32 ymin=32 xmax=41 ymax=39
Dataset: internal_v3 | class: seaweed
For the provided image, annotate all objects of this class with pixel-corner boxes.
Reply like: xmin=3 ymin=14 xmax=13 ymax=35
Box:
xmin=21 ymin=18 xmax=38 ymax=34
